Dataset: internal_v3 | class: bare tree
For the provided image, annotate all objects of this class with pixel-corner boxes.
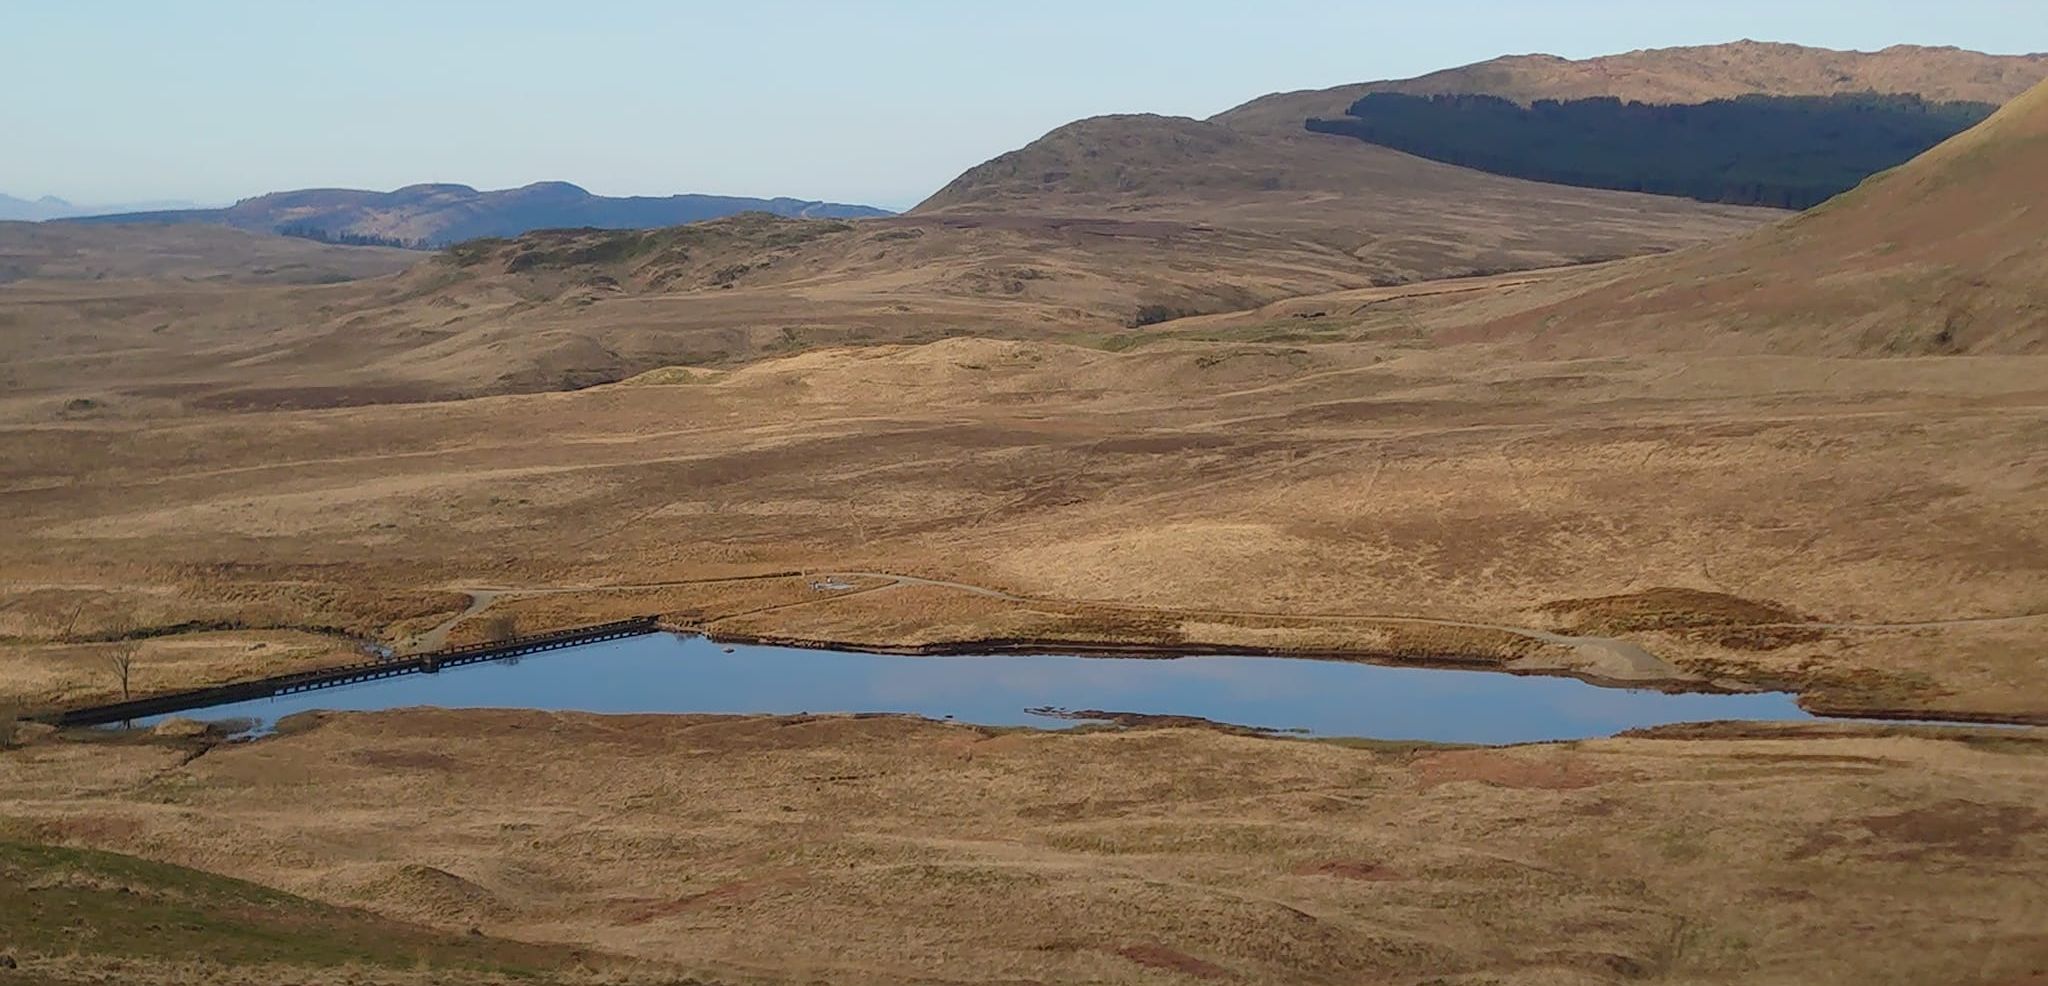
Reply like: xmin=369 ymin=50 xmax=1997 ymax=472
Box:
xmin=108 ymin=644 xmax=137 ymax=701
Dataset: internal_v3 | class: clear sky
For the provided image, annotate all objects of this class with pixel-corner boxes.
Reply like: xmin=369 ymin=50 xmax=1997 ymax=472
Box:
xmin=5 ymin=0 xmax=2044 ymax=210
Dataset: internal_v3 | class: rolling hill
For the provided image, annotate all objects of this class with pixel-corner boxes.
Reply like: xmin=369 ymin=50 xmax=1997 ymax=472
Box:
xmin=1218 ymin=40 xmax=2048 ymax=134
xmin=1456 ymin=76 xmax=2048 ymax=355
xmin=15 ymin=40 xmax=2045 ymax=415
xmin=8 ymin=33 xmax=2048 ymax=986
xmin=58 ymin=181 xmax=892 ymax=247
xmin=912 ymin=42 xmax=2048 ymax=265
xmin=0 ymin=210 xmax=1418 ymax=412
xmin=0 ymin=221 xmax=416 ymax=284
xmin=0 ymin=192 xmax=207 ymax=222
xmin=910 ymin=113 xmax=1777 ymax=272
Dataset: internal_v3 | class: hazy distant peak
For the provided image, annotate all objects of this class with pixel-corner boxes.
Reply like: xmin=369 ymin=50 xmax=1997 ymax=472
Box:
xmin=0 ymin=192 xmax=205 ymax=221
xmin=54 ymin=181 xmax=892 ymax=246
xmin=512 ymin=180 xmax=591 ymax=196
xmin=388 ymin=182 xmax=482 ymax=197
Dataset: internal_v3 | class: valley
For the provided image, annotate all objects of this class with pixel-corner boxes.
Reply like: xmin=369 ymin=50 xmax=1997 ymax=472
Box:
xmin=2 ymin=34 xmax=2045 ymax=986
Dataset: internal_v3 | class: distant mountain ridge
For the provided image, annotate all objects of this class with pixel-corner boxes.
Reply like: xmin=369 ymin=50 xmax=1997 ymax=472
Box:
xmin=1216 ymin=40 xmax=2048 ymax=134
xmin=0 ymin=193 xmax=209 ymax=221
xmin=58 ymin=181 xmax=892 ymax=247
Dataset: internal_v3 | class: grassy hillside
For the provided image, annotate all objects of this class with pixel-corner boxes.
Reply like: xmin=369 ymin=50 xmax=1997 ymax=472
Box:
xmin=0 ymin=836 xmax=652 ymax=984
xmin=1457 ymin=78 xmax=2048 ymax=355
xmin=1219 ymin=40 xmax=2048 ymax=134
xmin=0 ymin=188 xmax=1767 ymax=416
xmin=0 ymin=222 xmax=417 ymax=285
xmin=0 ymin=210 xmax=1420 ymax=412
xmin=5 ymin=713 xmax=2047 ymax=984
xmin=909 ymin=112 xmax=1774 ymax=255
xmin=909 ymin=42 xmax=2048 ymax=270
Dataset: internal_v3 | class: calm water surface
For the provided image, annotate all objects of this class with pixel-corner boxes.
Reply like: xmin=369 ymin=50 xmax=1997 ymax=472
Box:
xmin=141 ymin=633 xmax=1817 ymax=744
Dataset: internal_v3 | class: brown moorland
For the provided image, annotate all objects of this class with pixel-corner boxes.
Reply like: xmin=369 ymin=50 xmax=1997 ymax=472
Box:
xmin=2 ymin=87 xmax=2046 ymax=718
xmin=909 ymin=113 xmax=1775 ymax=252
xmin=3 ymin=43 xmax=2048 ymax=986
xmin=0 ymin=825 xmax=667 ymax=985
xmin=4 ymin=326 xmax=2045 ymax=719
xmin=0 ymin=202 xmax=1772 ymax=417
xmin=0 ymin=714 xmax=2043 ymax=985
xmin=0 ymin=221 xmax=417 ymax=285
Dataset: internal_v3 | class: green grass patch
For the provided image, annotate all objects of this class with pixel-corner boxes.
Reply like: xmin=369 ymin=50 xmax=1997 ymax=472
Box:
xmin=1309 ymin=735 xmax=1480 ymax=755
xmin=0 ymin=838 xmax=584 ymax=976
xmin=1063 ymin=331 xmax=1154 ymax=352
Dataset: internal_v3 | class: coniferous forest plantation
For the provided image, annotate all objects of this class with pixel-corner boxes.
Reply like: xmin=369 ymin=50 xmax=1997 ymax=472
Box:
xmin=1308 ymin=91 xmax=1995 ymax=207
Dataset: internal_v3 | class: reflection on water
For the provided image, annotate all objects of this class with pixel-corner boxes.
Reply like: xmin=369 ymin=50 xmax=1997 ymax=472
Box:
xmin=143 ymin=633 xmax=1814 ymax=744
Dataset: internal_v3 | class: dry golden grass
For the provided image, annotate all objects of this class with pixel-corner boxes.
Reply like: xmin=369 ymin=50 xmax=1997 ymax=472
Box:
xmin=0 ymin=196 xmax=1772 ymax=419
xmin=3 ymin=330 xmax=2044 ymax=718
xmin=703 ymin=581 xmax=1558 ymax=670
xmin=0 ymin=580 xmax=460 ymax=708
xmin=911 ymin=115 xmax=1773 ymax=259
xmin=432 ymin=575 xmax=892 ymax=648
xmin=3 ymin=712 xmax=2043 ymax=984
xmin=2 ymin=64 xmax=2046 ymax=983
xmin=0 ymin=221 xmax=417 ymax=284
xmin=0 ymin=631 xmax=354 ymax=710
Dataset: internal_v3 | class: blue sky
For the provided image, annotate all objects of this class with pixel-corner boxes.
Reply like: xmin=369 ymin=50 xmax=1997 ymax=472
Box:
xmin=5 ymin=0 xmax=2044 ymax=210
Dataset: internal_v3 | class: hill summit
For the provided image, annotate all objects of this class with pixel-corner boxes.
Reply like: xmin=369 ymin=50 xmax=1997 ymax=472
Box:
xmin=1217 ymin=40 xmax=2048 ymax=133
xmin=911 ymin=111 xmax=1774 ymax=281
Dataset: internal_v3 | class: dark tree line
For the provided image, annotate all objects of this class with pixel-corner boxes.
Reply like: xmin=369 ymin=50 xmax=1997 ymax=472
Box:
xmin=1306 ymin=91 xmax=1995 ymax=209
xmin=276 ymin=222 xmax=430 ymax=249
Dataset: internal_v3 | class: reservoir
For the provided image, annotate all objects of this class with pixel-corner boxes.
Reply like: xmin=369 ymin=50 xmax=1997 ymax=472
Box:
xmin=138 ymin=632 xmax=1818 ymax=744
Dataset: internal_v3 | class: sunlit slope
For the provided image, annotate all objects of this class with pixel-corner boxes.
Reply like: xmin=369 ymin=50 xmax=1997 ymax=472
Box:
xmin=1460 ymin=78 xmax=2048 ymax=355
xmin=911 ymin=113 xmax=1776 ymax=268
xmin=0 ymin=212 xmax=1406 ymax=413
xmin=1217 ymin=40 xmax=2048 ymax=134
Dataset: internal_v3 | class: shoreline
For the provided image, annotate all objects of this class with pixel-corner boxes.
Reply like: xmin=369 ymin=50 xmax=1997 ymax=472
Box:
xmin=30 ymin=618 xmax=2047 ymax=732
xmin=694 ymin=625 xmax=2048 ymax=728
